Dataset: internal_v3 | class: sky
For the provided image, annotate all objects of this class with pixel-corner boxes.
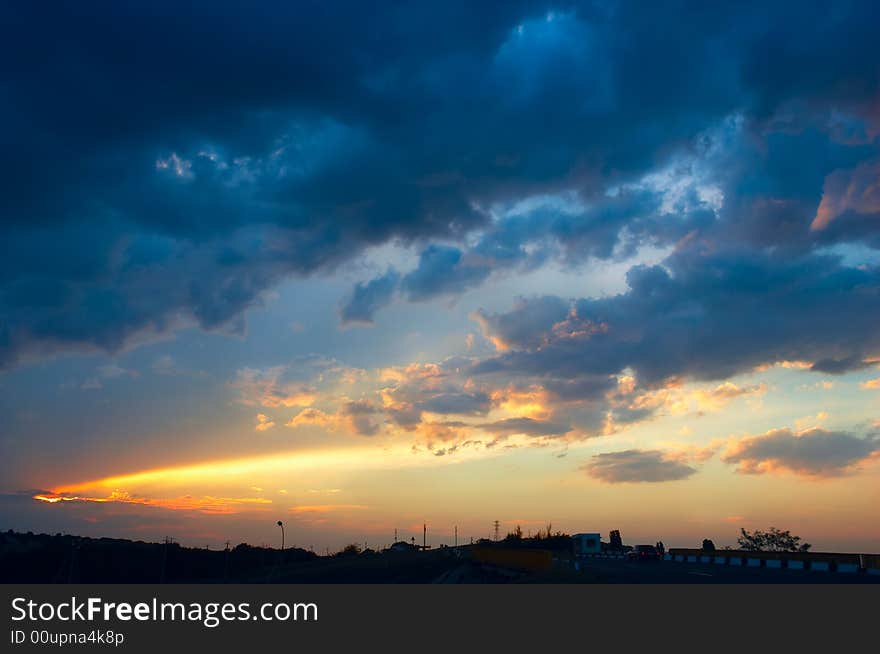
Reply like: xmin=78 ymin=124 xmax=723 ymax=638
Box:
xmin=1 ymin=0 xmax=879 ymax=553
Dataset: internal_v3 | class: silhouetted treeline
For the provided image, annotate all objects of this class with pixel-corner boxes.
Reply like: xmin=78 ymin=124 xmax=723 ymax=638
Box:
xmin=0 ymin=530 xmax=316 ymax=583
xmin=498 ymin=524 xmax=573 ymax=552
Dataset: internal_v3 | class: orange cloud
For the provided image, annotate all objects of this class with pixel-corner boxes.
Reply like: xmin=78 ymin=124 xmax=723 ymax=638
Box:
xmin=255 ymin=413 xmax=275 ymax=431
xmin=752 ymin=360 xmax=813 ymax=372
xmin=490 ymin=385 xmax=552 ymax=420
xmin=231 ymin=366 xmax=317 ymax=408
xmin=620 ymin=379 xmax=765 ymax=418
xmin=378 ymin=362 xmax=443 ymax=384
xmin=286 ymin=407 xmax=337 ymax=429
xmin=415 ymin=420 xmax=471 ymax=450
xmin=721 ymin=427 xmax=879 ymax=478
xmin=615 ymin=374 xmax=636 ymax=396
xmin=285 ymin=400 xmax=381 ymax=436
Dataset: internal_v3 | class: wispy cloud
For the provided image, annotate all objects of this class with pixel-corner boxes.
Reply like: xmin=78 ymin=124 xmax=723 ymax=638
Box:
xmin=231 ymin=366 xmax=317 ymax=408
xmin=33 ymin=491 xmax=272 ymax=515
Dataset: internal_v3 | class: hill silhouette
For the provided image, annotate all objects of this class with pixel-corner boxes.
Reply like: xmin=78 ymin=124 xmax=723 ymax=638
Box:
xmin=0 ymin=530 xmax=316 ymax=583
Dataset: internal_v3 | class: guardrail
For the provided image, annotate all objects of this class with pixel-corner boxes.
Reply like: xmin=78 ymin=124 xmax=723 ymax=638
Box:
xmin=664 ymin=548 xmax=880 ymax=574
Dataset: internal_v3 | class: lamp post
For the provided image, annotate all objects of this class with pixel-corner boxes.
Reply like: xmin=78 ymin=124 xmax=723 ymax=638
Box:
xmin=277 ymin=520 xmax=285 ymax=550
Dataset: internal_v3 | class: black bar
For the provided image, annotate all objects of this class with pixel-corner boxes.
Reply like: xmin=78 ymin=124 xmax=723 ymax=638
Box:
xmin=3 ymin=585 xmax=878 ymax=652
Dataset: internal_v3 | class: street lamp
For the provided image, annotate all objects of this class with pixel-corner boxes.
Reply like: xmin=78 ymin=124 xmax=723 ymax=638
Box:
xmin=277 ymin=520 xmax=285 ymax=550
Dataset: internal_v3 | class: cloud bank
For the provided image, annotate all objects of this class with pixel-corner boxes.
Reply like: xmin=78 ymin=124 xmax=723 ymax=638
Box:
xmin=3 ymin=1 xmax=880 ymax=369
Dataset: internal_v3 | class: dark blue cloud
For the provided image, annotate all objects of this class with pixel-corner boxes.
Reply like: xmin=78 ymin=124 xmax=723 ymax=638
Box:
xmin=345 ymin=183 xmax=717 ymax=321
xmin=400 ymin=245 xmax=493 ymax=302
xmin=473 ymin=246 xmax=880 ymax=385
xmin=339 ymin=269 xmax=400 ymax=325
xmin=2 ymin=1 xmax=880 ymax=367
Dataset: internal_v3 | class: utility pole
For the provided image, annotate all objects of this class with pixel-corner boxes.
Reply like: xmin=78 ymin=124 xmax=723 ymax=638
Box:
xmin=494 ymin=520 xmax=500 ymax=542
xmin=423 ymin=523 xmax=426 ymax=550
xmin=454 ymin=525 xmax=458 ymax=547
xmin=394 ymin=528 xmax=398 ymax=542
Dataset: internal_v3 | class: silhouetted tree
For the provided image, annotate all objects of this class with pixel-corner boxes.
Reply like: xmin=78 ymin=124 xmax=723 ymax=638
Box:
xmin=506 ymin=525 xmax=523 ymax=542
xmin=339 ymin=543 xmax=362 ymax=556
xmin=737 ymin=527 xmax=811 ymax=552
xmin=701 ymin=539 xmax=716 ymax=551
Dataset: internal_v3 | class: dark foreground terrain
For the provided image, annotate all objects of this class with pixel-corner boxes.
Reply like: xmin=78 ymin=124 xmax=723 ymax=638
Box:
xmin=547 ymin=557 xmax=879 ymax=584
xmin=2 ymin=531 xmax=878 ymax=583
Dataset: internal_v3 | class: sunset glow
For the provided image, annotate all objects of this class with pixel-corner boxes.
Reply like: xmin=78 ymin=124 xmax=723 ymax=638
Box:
xmin=2 ymin=1 xmax=880 ymax=555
